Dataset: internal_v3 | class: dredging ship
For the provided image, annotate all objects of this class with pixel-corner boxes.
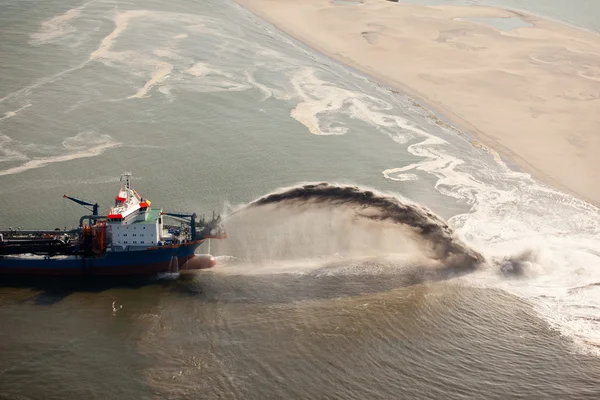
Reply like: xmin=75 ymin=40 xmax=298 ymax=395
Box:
xmin=0 ymin=173 xmax=227 ymax=276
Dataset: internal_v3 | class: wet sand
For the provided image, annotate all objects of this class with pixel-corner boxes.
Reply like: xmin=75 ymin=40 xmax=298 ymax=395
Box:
xmin=235 ymin=0 xmax=600 ymax=206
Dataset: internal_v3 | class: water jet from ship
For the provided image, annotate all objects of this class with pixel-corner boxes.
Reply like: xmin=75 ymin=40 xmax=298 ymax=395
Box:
xmin=214 ymin=183 xmax=484 ymax=279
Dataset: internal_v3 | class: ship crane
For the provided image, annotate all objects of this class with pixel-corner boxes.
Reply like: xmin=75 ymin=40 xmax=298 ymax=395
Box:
xmin=63 ymin=194 xmax=99 ymax=216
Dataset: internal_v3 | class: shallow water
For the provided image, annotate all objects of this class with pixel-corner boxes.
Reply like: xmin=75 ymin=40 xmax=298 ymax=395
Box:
xmin=399 ymin=0 xmax=600 ymax=33
xmin=1 ymin=0 xmax=600 ymax=398
xmin=457 ymin=16 xmax=532 ymax=30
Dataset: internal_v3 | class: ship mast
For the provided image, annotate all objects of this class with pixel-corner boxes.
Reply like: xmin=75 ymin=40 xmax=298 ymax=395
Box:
xmin=121 ymin=172 xmax=132 ymax=190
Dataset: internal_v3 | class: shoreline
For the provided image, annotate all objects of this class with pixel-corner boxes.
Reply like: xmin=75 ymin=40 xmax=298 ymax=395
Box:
xmin=235 ymin=0 xmax=600 ymax=207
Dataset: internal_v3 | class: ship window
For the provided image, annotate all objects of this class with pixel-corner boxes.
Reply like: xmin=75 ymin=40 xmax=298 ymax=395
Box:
xmin=140 ymin=234 xmax=144 ymax=237
xmin=133 ymin=241 xmax=137 ymax=244
xmin=143 ymin=227 xmax=146 ymax=229
xmin=123 ymin=234 xmax=127 ymax=237
xmin=141 ymin=241 xmax=144 ymax=244
xmin=133 ymin=234 xmax=136 ymax=237
xmin=124 ymin=241 xmax=128 ymax=244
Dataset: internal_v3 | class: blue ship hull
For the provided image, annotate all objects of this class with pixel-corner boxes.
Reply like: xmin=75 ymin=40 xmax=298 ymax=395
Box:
xmin=0 ymin=240 xmax=210 ymax=276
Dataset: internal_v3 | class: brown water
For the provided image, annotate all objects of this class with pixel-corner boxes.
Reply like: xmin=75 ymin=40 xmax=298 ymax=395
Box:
xmin=1 ymin=273 xmax=600 ymax=399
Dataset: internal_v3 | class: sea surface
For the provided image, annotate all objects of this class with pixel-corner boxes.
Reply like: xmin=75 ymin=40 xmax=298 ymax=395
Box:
xmin=1 ymin=0 xmax=600 ymax=398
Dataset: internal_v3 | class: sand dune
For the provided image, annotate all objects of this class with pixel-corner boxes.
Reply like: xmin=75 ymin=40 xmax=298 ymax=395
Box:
xmin=236 ymin=0 xmax=600 ymax=205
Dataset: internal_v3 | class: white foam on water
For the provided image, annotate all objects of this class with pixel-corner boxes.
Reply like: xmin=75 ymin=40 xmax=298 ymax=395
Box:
xmin=29 ymin=0 xmax=99 ymax=46
xmin=185 ymin=62 xmax=211 ymax=77
xmin=182 ymin=62 xmax=252 ymax=93
xmin=11 ymin=142 xmax=60 ymax=156
xmin=289 ymin=68 xmax=352 ymax=135
xmin=0 ymin=132 xmax=121 ymax=176
xmin=153 ymin=49 xmax=181 ymax=60
xmin=382 ymin=169 xmax=419 ymax=181
xmin=0 ymin=104 xmax=31 ymax=122
xmin=128 ymin=62 xmax=173 ymax=99
xmin=0 ymin=133 xmax=28 ymax=163
xmin=343 ymin=88 xmax=600 ymax=354
xmin=87 ymin=10 xmax=176 ymax=99
xmin=61 ymin=131 xmax=115 ymax=149
xmin=85 ymin=10 xmax=257 ymax=99
xmin=157 ymin=272 xmax=181 ymax=281
xmin=89 ymin=10 xmax=149 ymax=61
xmin=0 ymin=62 xmax=88 ymax=105
xmin=289 ymin=67 xmax=397 ymax=135
xmin=94 ymin=48 xmax=176 ymax=99
xmin=29 ymin=8 xmax=81 ymax=45
xmin=157 ymin=85 xmax=175 ymax=103
xmin=245 ymin=71 xmax=274 ymax=101
xmin=460 ymin=188 xmax=600 ymax=355
xmin=28 ymin=175 xmax=122 ymax=190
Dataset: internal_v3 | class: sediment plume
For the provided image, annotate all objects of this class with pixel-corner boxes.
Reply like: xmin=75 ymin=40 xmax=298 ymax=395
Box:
xmin=222 ymin=183 xmax=484 ymax=272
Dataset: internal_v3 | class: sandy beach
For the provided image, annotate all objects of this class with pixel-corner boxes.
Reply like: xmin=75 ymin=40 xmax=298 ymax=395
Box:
xmin=236 ymin=0 xmax=600 ymax=206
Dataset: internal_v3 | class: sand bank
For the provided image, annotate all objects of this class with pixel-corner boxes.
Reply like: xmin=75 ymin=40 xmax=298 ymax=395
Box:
xmin=236 ymin=0 xmax=600 ymax=206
